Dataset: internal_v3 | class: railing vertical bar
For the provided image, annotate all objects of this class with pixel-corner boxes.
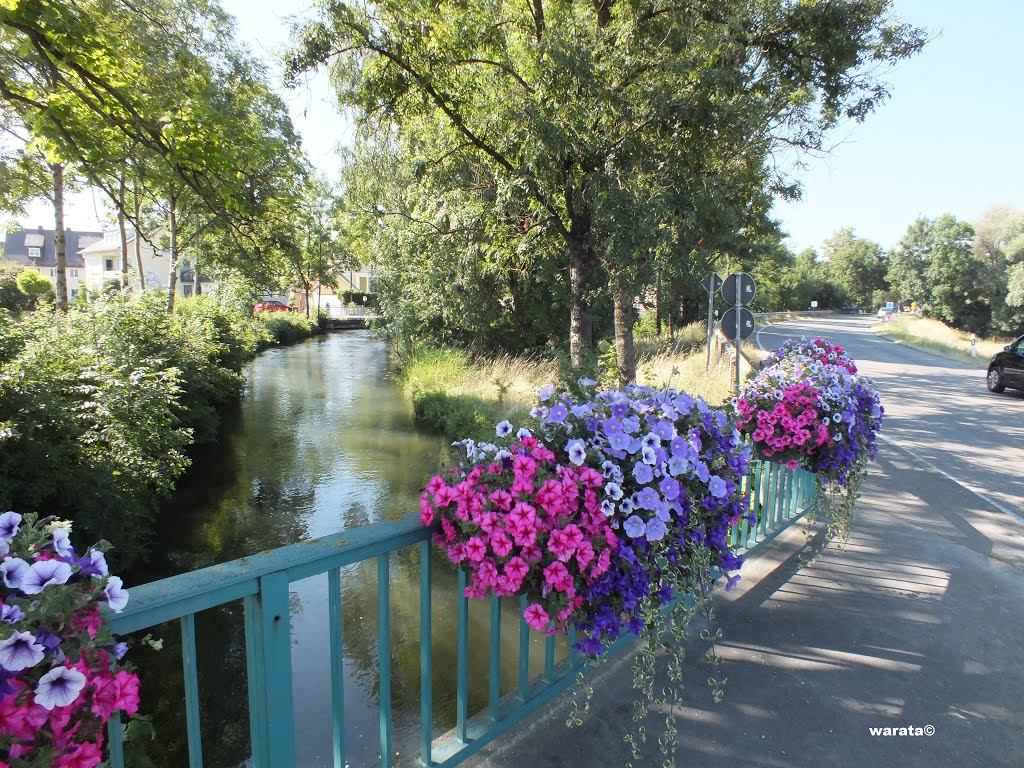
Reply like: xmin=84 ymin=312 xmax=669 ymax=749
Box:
xmin=456 ymin=569 xmax=469 ymax=743
xmin=517 ymin=595 xmax=530 ymax=701
xmin=778 ymin=465 xmax=791 ymax=523
xmin=258 ymin=572 xmax=296 ymax=767
xmin=761 ymin=463 xmax=775 ymax=538
xmin=544 ymin=634 xmax=555 ymax=683
xmin=328 ymin=568 xmax=345 ymax=768
xmin=181 ymin=613 xmax=204 ymax=768
xmin=747 ymin=461 xmax=762 ymax=547
xmin=489 ymin=595 xmax=501 ymax=722
xmin=789 ymin=468 xmax=800 ymax=517
xmin=378 ymin=554 xmax=393 ymax=768
xmin=243 ymin=594 xmax=269 ymax=768
xmin=772 ymin=464 xmax=784 ymax=528
xmin=568 ymin=626 xmax=579 ymax=670
xmin=419 ymin=541 xmax=433 ymax=766
xmin=106 ymin=714 xmax=125 ymax=768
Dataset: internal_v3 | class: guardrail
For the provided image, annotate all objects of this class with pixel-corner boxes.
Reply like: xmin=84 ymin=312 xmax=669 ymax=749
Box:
xmin=105 ymin=461 xmax=817 ymax=768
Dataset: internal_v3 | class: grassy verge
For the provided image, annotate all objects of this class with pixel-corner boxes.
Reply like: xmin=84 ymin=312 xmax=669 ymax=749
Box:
xmin=398 ymin=347 xmax=559 ymax=441
xmin=399 ymin=333 xmax=736 ymax=441
xmin=872 ymin=315 xmax=1010 ymax=368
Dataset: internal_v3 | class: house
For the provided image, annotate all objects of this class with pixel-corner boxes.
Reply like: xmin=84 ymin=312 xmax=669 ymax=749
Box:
xmin=291 ymin=265 xmax=376 ymax=315
xmin=4 ymin=227 xmax=104 ymax=300
xmin=79 ymin=228 xmax=214 ymax=295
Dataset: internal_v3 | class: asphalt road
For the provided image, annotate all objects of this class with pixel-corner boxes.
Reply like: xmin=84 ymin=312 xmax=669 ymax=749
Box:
xmin=755 ymin=315 xmax=1024 ymax=520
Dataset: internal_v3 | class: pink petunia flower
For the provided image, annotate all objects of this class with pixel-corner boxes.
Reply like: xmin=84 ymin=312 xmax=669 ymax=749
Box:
xmin=523 ymin=603 xmax=549 ymax=631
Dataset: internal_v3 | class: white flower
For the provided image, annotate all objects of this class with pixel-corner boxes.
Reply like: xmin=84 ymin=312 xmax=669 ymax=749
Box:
xmin=34 ymin=666 xmax=87 ymax=710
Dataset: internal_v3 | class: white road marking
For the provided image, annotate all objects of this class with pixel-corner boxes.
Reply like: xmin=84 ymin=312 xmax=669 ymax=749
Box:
xmin=878 ymin=434 xmax=1024 ymax=524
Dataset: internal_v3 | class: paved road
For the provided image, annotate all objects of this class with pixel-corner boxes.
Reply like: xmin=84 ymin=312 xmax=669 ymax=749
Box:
xmin=756 ymin=315 xmax=1024 ymax=520
xmin=457 ymin=314 xmax=1024 ymax=768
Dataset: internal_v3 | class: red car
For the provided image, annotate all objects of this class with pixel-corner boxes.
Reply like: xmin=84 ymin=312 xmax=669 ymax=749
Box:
xmin=253 ymin=300 xmax=294 ymax=313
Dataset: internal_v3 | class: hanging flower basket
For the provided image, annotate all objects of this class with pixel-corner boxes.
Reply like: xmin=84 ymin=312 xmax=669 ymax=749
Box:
xmin=0 ymin=513 xmax=139 ymax=768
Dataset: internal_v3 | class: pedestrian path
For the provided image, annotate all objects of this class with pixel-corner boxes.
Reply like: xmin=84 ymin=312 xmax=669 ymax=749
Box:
xmin=460 ymin=445 xmax=1024 ymax=768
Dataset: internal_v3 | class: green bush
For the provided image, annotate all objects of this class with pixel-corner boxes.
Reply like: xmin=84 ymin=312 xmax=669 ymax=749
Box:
xmin=0 ymin=291 xmax=268 ymax=565
xmin=339 ymin=290 xmax=376 ymax=307
xmin=411 ymin=391 xmax=506 ymax=442
xmin=258 ymin=313 xmax=319 ymax=345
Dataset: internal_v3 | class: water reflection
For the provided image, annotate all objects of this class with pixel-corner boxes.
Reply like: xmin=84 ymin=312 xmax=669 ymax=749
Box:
xmin=126 ymin=332 xmax=562 ymax=768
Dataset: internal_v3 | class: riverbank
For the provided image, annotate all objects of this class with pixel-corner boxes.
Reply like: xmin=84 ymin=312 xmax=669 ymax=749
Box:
xmin=398 ymin=328 xmax=735 ymax=441
xmin=0 ymin=291 xmax=323 ymax=567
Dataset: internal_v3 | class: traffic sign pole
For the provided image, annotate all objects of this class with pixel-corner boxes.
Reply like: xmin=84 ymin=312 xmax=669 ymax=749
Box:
xmin=706 ymin=282 xmax=715 ymax=371
xmin=734 ymin=273 xmax=742 ymax=394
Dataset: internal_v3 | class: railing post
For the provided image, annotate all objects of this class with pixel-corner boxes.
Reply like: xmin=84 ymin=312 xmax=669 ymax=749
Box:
xmin=259 ymin=572 xmax=296 ymax=767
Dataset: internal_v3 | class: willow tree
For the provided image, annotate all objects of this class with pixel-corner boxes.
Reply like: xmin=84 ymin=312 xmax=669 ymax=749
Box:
xmin=291 ymin=0 xmax=923 ymax=375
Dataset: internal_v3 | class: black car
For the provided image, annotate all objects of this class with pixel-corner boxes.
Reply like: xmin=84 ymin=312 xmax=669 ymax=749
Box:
xmin=987 ymin=333 xmax=1024 ymax=393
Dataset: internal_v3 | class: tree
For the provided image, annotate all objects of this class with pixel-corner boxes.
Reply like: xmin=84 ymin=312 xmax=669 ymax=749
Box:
xmin=291 ymin=0 xmax=925 ymax=377
xmin=15 ymin=268 xmax=52 ymax=303
xmin=887 ymin=217 xmax=933 ymax=305
xmin=973 ymin=206 xmax=1024 ymax=333
xmin=821 ymin=228 xmax=887 ymax=308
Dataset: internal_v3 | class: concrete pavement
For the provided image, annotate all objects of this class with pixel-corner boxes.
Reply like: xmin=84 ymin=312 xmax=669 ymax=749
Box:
xmin=458 ymin=444 xmax=1024 ymax=768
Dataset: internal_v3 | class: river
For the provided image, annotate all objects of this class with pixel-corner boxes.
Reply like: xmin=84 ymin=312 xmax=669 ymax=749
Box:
xmin=128 ymin=331 xmax=562 ymax=767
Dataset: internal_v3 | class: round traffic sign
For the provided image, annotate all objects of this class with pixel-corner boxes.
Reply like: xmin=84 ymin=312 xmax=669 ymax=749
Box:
xmin=719 ymin=307 xmax=756 ymax=340
xmin=720 ymin=272 xmax=756 ymax=306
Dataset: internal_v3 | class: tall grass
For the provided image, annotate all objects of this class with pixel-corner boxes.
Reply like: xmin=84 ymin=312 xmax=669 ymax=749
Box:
xmin=873 ymin=315 xmax=1012 ymax=367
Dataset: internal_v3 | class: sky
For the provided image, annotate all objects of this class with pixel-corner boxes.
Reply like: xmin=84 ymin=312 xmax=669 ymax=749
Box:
xmin=17 ymin=0 xmax=1024 ymax=256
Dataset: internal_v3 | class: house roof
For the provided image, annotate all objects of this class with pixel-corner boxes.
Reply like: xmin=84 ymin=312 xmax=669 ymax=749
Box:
xmin=4 ymin=228 xmax=104 ymax=268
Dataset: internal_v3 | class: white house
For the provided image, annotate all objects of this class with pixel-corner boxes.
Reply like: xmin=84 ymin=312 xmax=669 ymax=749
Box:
xmin=79 ymin=228 xmax=214 ymax=296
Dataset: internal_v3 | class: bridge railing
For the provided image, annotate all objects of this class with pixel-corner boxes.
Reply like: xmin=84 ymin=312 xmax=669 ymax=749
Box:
xmin=105 ymin=461 xmax=817 ymax=768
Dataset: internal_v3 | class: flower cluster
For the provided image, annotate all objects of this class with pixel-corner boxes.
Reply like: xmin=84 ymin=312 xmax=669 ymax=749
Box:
xmin=527 ymin=383 xmax=751 ymax=655
xmin=1 ymin=512 xmax=139 ymax=768
xmin=737 ymin=349 xmax=883 ymax=485
xmin=767 ymin=336 xmax=858 ymax=374
xmin=421 ymin=437 xmax=617 ymax=634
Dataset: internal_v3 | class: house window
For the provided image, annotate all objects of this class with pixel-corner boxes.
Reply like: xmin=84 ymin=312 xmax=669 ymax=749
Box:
xmin=359 ymin=276 xmax=368 ymax=291
xmin=48 ymin=268 xmax=56 ymax=278
xmin=28 ymin=247 xmax=40 ymax=258
xmin=104 ymin=259 xmax=114 ymax=271
xmin=70 ymin=288 xmax=78 ymax=299
xmin=69 ymin=268 xmax=79 ymax=278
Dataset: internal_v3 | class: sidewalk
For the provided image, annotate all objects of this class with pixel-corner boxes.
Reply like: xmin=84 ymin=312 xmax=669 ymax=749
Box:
xmin=460 ymin=445 xmax=1024 ymax=768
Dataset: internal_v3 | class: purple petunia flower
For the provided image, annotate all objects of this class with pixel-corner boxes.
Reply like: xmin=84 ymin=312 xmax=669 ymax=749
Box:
xmin=659 ymin=477 xmax=681 ymax=501
xmin=623 ymin=515 xmax=646 ymax=539
xmin=645 ymin=517 xmax=668 ymax=541
xmin=632 ymin=462 xmax=653 ymax=485
xmin=0 ymin=511 xmax=21 ymax=541
xmin=538 ymin=384 xmax=556 ymax=401
xmin=547 ymin=403 xmax=569 ymax=424
xmin=496 ymin=420 xmax=514 ymax=438
xmin=104 ymin=576 xmax=130 ymax=613
xmin=34 ymin=665 xmax=87 ymax=710
xmin=0 ymin=630 xmax=44 ymax=672
xmin=20 ymin=560 xmax=73 ymax=595
xmin=605 ymin=482 xmax=623 ymax=501
xmin=636 ymin=487 xmax=661 ymax=510
xmin=1 ymin=603 xmax=25 ymax=624
xmin=51 ymin=528 xmax=74 ymax=558
xmin=77 ymin=548 xmax=109 ymax=578
xmin=0 ymin=558 xmax=29 ymax=590
xmin=708 ymin=476 xmax=728 ymax=499
xmin=608 ymin=432 xmax=631 ymax=452
xmin=611 ymin=402 xmax=629 ymax=419
xmin=600 ymin=499 xmax=616 ymax=517
xmin=112 ymin=642 xmax=129 ymax=660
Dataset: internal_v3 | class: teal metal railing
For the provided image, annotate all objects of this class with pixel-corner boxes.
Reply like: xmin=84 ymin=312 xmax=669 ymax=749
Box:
xmin=105 ymin=461 xmax=816 ymax=768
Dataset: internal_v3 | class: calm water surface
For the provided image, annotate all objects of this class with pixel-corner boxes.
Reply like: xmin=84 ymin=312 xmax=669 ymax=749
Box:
xmin=131 ymin=331 xmax=558 ymax=768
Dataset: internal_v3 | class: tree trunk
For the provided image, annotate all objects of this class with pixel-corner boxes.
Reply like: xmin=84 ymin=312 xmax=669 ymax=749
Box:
xmin=53 ymin=163 xmax=68 ymax=312
xmin=568 ymin=238 xmax=595 ymax=370
xmin=117 ymin=176 xmax=129 ymax=290
xmin=304 ymin=284 xmax=311 ymax=318
xmin=133 ymin=185 xmax=146 ymax=290
xmin=613 ymin=287 xmax=636 ymax=388
xmin=166 ymin=193 xmax=178 ymax=313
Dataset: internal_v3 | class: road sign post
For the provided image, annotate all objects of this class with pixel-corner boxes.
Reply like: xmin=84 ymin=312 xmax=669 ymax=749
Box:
xmin=701 ymin=273 xmax=723 ymax=371
xmin=719 ymin=272 xmax=756 ymax=395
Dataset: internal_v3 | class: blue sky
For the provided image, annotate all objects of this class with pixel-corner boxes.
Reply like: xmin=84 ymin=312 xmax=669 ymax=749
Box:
xmin=22 ymin=0 xmax=1024 ymax=256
